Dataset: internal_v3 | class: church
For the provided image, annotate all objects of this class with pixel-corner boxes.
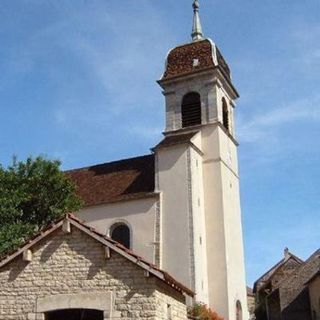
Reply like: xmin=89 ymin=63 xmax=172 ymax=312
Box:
xmin=67 ymin=1 xmax=248 ymax=319
xmin=0 ymin=1 xmax=248 ymax=320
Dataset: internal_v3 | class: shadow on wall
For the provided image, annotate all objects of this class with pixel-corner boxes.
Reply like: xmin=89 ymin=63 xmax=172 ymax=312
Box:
xmin=281 ymin=288 xmax=312 ymax=320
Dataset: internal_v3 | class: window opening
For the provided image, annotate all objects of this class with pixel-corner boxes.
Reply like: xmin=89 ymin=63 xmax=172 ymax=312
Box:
xmin=236 ymin=300 xmax=242 ymax=320
xmin=46 ymin=308 xmax=103 ymax=320
xmin=222 ymin=98 xmax=229 ymax=132
xmin=181 ymin=92 xmax=201 ymax=128
xmin=110 ymin=223 xmax=131 ymax=249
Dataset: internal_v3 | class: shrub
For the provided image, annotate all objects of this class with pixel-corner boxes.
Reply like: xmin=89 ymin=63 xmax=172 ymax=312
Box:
xmin=188 ymin=303 xmax=224 ymax=320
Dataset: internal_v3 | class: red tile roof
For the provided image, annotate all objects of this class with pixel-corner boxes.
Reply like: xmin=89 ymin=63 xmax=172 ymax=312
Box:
xmin=66 ymin=155 xmax=156 ymax=207
xmin=161 ymin=39 xmax=231 ymax=81
xmin=0 ymin=214 xmax=194 ymax=297
xmin=162 ymin=40 xmax=214 ymax=80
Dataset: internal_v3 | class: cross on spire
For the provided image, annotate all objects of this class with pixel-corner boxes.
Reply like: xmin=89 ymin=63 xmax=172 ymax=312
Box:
xmin=191 ymin=0 xmax=204 ymax=41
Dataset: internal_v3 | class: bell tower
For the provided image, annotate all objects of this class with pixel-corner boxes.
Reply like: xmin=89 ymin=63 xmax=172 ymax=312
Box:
xmin=155 ymin=1 xmax=248 ymax=319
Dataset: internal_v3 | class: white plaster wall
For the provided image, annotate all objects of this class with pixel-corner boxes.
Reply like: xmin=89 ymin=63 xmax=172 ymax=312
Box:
xmin=190 ymin=132 xmax=202 ymax=151
xmin=309 ymin=276 xmax=320 ymax=320
xmin=201 ymin=124 xmax=248 ymax=320
xmin=220 ymin=153 xmax=248 ymax=320
xmin=202 ymin=149 xmax=229 ymax=317
xmin=190 ymin=147 xmax=209 ymax=305
xmin=77 ymin=197 xmax=158 ymax=264
xmin=156 ymin=145 xmax=192 ymax=289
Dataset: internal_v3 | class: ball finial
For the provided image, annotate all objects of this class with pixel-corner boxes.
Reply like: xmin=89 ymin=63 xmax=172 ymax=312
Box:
xmin=193 ymin=0 xmax=200 ymax=11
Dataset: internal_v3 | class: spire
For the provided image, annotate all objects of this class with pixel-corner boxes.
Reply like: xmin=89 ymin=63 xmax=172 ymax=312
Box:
xmin=191 ymin=0 xmax=204 ymax=42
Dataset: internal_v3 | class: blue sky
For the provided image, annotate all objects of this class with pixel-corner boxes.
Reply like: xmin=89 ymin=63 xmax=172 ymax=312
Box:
xmin=0 ymin=1 xmax=319 ymax=286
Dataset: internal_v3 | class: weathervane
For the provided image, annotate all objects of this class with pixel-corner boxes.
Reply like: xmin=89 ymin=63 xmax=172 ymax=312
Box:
xmin=192 ymin=0 xmax=204 ymax=41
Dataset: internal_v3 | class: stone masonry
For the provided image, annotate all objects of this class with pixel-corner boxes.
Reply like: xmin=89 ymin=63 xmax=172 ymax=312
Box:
xmin=0 ymin=226 xmax=188 ymax=320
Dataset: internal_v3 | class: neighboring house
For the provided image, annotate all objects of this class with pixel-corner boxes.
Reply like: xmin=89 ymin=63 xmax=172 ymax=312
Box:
xmin=253 ymin=249 xmax=320 ymax=320
xmin=0 ymin=214 xmax=192 ymax=320
xmin=65 ymin=2 xmax=249 ymax=320
xmin=307 ymin=271 xmax=320 ymax=320
xmin=246 ymin=286 xmax=255 ymax=319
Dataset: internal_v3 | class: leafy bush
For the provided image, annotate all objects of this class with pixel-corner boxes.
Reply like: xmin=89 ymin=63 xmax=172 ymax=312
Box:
xmin=188 ymin=303 xmax=224 ymax=320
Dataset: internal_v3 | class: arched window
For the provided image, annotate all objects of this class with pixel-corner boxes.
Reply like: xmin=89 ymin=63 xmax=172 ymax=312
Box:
xmin=110 ymin=223 xmax=131 ymax=249
xmin=181 ymin=92 xmax=201 ymax=128
xmin=222 ymin=98 xmax=229 ymax=131
xmin=236 ymin=300 xmax=242 ymax=320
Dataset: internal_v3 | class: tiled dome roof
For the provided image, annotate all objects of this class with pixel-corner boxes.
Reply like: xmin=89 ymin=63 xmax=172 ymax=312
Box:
xmin=162 ymin=39 xmax=231 ymax=81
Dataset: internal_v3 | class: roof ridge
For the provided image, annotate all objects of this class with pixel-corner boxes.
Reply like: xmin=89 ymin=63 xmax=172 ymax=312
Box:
xmin=169 ymin=38 xmax=210 ymax=51
xmin=65 ymin=153 xmax=154 ymax=173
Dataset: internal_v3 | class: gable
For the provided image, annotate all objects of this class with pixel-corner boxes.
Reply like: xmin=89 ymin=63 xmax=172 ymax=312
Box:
xmin=0 ymin=220 xmax=188 ymax=319
xmin=0 ymin=227 xmax=150 ymax=289
xmin=254 ymin=254 xmax=303 ymax=293
xmin=279 ymin=250 xmax=320 ymax=310
xmin=271 ymin=258 xmax=302 ymax=288
xmin=0 ymin=215 xmax=193 ymax=297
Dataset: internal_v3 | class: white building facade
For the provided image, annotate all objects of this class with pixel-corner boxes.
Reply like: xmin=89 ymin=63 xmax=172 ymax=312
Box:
xmin=69 ymin=2 xmax=249 ymax=319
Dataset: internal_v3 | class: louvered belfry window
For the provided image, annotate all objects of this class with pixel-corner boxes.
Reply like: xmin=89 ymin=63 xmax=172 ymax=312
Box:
xmin=222 ymin=98 xmax=229 ymax=132
xmin=181 ymin=92 xmax=201 ymax=128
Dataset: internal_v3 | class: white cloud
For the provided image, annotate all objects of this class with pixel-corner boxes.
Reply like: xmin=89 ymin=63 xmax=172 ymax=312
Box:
xmin=238 ymin=95 xmax=320 ymax=143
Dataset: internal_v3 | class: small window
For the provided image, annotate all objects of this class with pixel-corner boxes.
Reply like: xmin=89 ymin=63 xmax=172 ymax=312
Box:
xmin=236 ymin=300 xmax=242 ymax=320
xmin=181 ymin=92 xmax=201 ymax=128
xmin=110 ymin=223 xmax=131 ymax=249
xmin=222 ymin=98 xmax=229 ymax=132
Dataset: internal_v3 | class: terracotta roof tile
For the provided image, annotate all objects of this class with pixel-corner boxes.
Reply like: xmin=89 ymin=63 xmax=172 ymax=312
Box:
xmin=66 ymin=155 xmax=155 ymax=207
xmin=163 ymin=40 xmax=214 ymax=79
xmin=162 ymin=39 xmax=231 ymax=81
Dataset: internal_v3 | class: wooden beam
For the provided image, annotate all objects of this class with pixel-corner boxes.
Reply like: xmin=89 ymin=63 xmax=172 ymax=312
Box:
xmin=104 ymin=247 xmax=111 ymax=259
xmin=144 ymin=270 xmax=150 ymax=278
xmin=62 ymin=220 xmax=71 ymax=233
xmin=22 ymin=249 xmax=32 ymax=262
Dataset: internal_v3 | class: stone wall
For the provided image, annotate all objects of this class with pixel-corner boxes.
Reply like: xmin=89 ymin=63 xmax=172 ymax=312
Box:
xmin=246 ymin=294 xmax=255 ymax=318
xmin=0 ymin=227 xmax=187 ymax=320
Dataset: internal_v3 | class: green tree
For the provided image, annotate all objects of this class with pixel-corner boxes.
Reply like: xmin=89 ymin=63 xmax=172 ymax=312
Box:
xmin=0 ymin=156 xmax=83 ymax=257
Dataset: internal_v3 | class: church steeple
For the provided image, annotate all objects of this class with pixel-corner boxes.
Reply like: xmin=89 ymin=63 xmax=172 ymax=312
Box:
xmin=191 ymin=0 xmax=204 ymax=41
xmin=155 ymin=3 xmax=249 ymax=318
